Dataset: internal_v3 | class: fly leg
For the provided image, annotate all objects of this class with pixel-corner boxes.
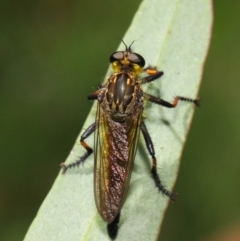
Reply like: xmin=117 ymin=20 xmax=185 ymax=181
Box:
xmin=144 ymin=93 xmax=200 ymax=107
xmin=140 ymin=121 xmax=177 ymax=202
xmin=141 ymin=68 xmax=163 ymax=84
xmin=141 ymin=67 xmax=200 ymax=107
xmin=60 ymin=122 xmax=96 ymax=174
xmin=107 ymin=212 xmax=120 ymax=240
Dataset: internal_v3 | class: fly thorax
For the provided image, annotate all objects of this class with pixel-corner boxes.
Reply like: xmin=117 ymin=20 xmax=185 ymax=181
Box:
xmin=105 ymin=73 xmax=141 ymax=117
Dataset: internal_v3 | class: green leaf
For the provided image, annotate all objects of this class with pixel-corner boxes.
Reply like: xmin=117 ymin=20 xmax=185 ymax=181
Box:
xmin=24 ymin=0 xmax=212 ymax=240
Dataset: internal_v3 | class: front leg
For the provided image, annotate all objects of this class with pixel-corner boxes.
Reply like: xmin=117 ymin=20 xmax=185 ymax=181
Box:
xmin=141 ymin=67 xmax=164 ymax=85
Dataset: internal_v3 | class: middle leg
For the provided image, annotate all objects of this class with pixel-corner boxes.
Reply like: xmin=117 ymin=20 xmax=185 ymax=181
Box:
xmin=60 ymin=122 xmax=97 ymax=174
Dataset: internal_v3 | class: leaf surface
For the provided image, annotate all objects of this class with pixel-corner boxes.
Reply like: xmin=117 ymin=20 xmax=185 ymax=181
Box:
xmin=24 ymin=0 xmax=212 ymax=240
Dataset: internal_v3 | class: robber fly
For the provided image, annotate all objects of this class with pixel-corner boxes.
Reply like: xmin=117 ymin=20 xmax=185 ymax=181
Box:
xmin=61 ymin=41 xmax=199 ymax=239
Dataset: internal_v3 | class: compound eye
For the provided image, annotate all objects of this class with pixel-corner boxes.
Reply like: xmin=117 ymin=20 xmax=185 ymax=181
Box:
xmin=128 ymin=53 xmax=145 ymax=67
xmin=110 ymin=52 xmax=124 ymax=63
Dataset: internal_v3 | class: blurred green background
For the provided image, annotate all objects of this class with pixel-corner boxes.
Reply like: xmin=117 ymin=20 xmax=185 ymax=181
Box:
xmin=1 ymin=1 xmax=240 ymax=240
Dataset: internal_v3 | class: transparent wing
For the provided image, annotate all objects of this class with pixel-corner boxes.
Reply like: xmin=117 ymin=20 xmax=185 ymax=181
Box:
xmin=94 ymin=104 xmax=142 ymax=223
